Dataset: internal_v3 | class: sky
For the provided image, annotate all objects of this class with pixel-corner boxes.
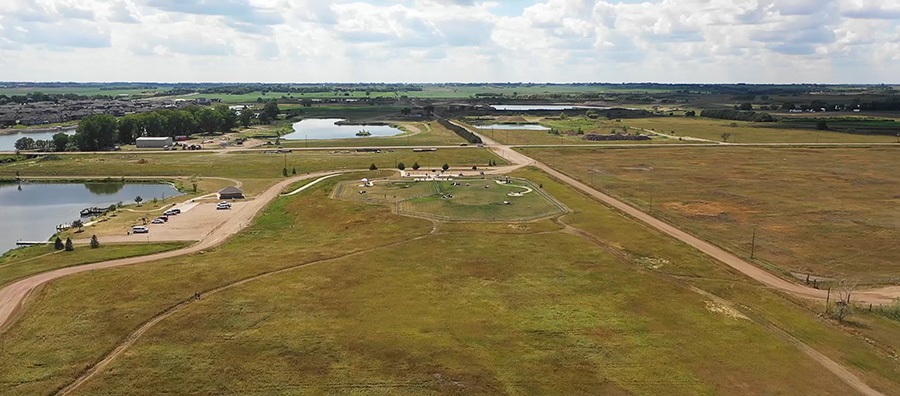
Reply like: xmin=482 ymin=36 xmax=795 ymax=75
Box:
xmin=0 ymin=0 xmax=898 ymax=84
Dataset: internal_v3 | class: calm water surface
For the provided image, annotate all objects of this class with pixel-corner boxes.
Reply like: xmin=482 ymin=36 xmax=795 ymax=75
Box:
xmin=285 ymin=118 xmax=403 ymax=140
xmin=0 ymin=182 xmax=181 ymax=254
xmin=0 ymin=129 xmax=76 ymax=151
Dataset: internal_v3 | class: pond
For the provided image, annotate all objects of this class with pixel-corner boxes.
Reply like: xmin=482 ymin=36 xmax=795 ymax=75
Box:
xmin=0 ymin=129 xmax=76 ymax=151
xmin=475 ymin=124 xmax=550 ymax=131
xmin=0 ymin=182 xmax=182 ymax=254
xmin=284 ymin=119 xmax=404 ymax=140
xmin=491 ymin=105 xmax=607 ymax=111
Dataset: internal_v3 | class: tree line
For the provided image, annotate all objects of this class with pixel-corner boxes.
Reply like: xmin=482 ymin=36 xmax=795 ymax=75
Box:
xmin=699 ymin=109 xmax=775 ymax=122
xmin=437 ymin=119 xmax=483 ymax=144
xmin=15 ymin=101 xmax=280 ymax=152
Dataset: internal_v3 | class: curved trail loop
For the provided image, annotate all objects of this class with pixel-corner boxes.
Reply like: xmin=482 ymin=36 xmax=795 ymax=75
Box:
xmin=0 ymin=171 xmax=351 ymax=333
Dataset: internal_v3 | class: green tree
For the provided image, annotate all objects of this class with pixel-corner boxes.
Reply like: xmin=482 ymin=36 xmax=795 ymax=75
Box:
xmin=117 ymin=114 xmax=141 ymax=144
xmin=54 ymin=237 xmax=64 ymax=250
xmin=397 ymin=162 xmax=405 ymax=170
xmin=51 ymin=133 xmax=70 ymax=152
xmin=262 ymin=101 xmax=280 ymax=121
xmin=238 ymin=107 xmax=254 ymax=128
xmin=442 ymin=163 xmax=449 ymax=171
xmin=282 ymin=167 xmax=288 ymax=177
xmin=140 ymin=112 xmax=166 ymax=137
xmin=165 ymin=110 xmax=197 ymax=136
xmin=737 ymin=103 xmax=753 ymax=111
xmin=196 ymin=107 xmax=222 ymax=134
xmin=64 ymin=237 xmax=74 ymax=252
xmin=292 ymin=167 xmax=297 ymax=175
xmin=90 ymin=234 xmax=100 ymax=249
xmin=14 ymin=137 xmax=35 ymax=150
xmin=74 ymin=114 xmax=118 ymax=151
xmin=815 ymin=120 xmax=828 ymax=130
xmin=369 ymin=163 xmax=378 ymax=170
xmin=134 ymin=195 xmax=143 ymax=205
xmin=214 ymin=105 xmax=238 ymax=132
xmin=721 ymin=132 xmax=732 ymax=142
xmin=412 ymin=162 xmax=420 ymax=170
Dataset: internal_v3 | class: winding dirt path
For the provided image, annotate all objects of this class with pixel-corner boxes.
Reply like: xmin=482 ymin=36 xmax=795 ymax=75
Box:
xmin=55 ymin=218 xmax=440 ymax=396
xmin=455 ymin=122 xmax=900 ymax=306
xmin=0 ymin=171 xmax=350 ymax=333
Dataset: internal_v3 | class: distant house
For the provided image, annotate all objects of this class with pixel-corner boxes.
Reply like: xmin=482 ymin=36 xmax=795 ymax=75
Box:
xmin=218 ymin=186 xmax=244 ymax=200
xmin=136 ymin=137 xmax=173 ymax=148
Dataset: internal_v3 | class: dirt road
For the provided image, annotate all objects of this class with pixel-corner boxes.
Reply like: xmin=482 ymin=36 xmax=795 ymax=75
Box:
xmin=455 ymin=121 xmax=900 ymax=306
xmin=0 ymin=171 xmax=347 ymax=332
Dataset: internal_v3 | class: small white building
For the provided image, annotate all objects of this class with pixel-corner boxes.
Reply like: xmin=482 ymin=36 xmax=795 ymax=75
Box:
xmin=136 ymin=137 xmax=173 ymax=149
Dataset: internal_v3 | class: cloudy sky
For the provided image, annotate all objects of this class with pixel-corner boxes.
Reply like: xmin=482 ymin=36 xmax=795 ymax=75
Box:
xmin=0 ymin=0 xmax=898 ymax=83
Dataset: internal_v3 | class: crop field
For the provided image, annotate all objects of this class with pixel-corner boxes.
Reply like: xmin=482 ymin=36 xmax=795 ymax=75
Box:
xmin=2 ymin=171 xmax=899 ymax=394
xmin=279 ymin=121 xmax=466 ymax=148
xmin=334 ymin=177 xmax=566 ymax=222
xmin=0 ymin=242 xmax=188 ymax=288
xmin=521 ymin=146 xmax=900 ymax=284
xmin=627 ymin=117 xmax=900 ymax=143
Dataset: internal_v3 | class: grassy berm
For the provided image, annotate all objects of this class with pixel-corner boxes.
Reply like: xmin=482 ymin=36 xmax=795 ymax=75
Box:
xmin=0 ymin=172 xmax=898 ymax=394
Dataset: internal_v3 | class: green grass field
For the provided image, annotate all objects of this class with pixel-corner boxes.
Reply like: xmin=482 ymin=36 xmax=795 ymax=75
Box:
xmin=627 ymin=117 xmax=899 ymax=143
xmin=1 ymin=170 xmax=899 ymax=394
xmin=335 ymin=177 xmax=566 ymax=222
xmin=0 ymin=243 xmax=188 ymax=287
xmin=521 ymin=146 xmax=900 ymax=284
xmin=0 ymin=150 xmax=507 ymax=186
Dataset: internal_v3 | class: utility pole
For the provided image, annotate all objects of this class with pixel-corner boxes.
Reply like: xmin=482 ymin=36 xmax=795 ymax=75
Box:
xmin=750 ymin=225 xmax=757 ymax=259
xmin=649 ymin=193 xmax=653 ymax=214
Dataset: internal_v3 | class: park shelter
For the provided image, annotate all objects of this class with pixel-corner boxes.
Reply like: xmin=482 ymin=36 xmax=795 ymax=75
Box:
xmin=218 ymin=186 xmax=244 ymax=200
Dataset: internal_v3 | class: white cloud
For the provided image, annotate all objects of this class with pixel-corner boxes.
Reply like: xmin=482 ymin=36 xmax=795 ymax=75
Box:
xmin=0 ymin=0 xmax=895 ymax=83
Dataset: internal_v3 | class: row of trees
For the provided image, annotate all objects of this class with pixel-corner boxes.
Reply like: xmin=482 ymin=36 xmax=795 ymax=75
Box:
xmin=700 ymin=109 xmax=775 ymax=122
xmin=14 ymin=132 xmax=74 ymax=152
xmin=61 ymin=102 xmax=280 ymax=151
xmin=436 ymin=119 xmax=483 ymax=144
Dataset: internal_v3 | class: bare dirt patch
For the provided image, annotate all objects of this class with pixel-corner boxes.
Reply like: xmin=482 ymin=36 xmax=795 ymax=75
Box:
xmin=77 ymin=201 xmax=248 ymax=245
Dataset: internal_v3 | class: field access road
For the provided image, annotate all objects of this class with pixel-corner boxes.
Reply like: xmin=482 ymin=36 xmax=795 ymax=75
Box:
xmin=450 ymin=120 xmax=900 ymax=306
xmin=0 ymin=171 xmax=350 ymax=333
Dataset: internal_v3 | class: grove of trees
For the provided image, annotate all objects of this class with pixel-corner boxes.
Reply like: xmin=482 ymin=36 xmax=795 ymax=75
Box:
xmin=15 ymin=103 xmax=273 ymax=152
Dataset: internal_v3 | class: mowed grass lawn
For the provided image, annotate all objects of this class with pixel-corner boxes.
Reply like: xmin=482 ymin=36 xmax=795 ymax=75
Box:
xmin=2 ymin=172 xmax=899 ymax=394
xmin=0 ymin=243 xmax=188 ymax=287
xmin=521 ymin=146 xmax=900 ymax=283
xmin=627 ymin=117 xmax=899 ymax=143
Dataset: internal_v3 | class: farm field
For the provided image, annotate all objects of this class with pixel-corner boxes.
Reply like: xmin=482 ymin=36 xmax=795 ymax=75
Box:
xmin=278 ymin=121 xmax=467 ymax=148
xmin=627 ymin=117 xmax=899 ymax=143
xmin=2 ymin=172 xmax=899 ymax=394
xmin=0 ymin=242 xmax=188 ymax=288
xmin=520 ymin=146 xmax=900 ymax=284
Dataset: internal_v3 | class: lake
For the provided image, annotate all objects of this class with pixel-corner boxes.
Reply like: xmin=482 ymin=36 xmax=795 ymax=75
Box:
xmin=284 ymin=119 xmax=403 ymax=140
xmin=0 ymin=129 xmax=76 ymax=151
xmin=475 ymin=124 xmax=550 ymax=131
xmin=0 ymin=182 xmax=182 ymax=254
xmin=491 ymin=105 xmax=607 ymax=111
